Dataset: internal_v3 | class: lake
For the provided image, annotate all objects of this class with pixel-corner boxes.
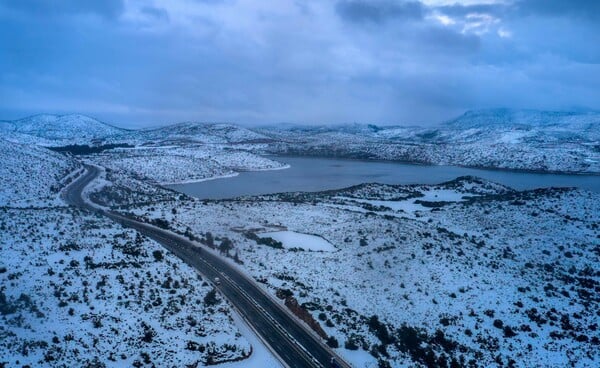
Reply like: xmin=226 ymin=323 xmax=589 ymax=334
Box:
xmin=168 ymin=156 xmax=600 ymax=199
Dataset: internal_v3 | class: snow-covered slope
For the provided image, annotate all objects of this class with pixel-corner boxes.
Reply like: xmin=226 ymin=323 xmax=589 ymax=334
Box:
xmin=446 ymin=108 xmax=599 ymax=129
xmin=135 ymin=122 xmax=272 ymax=144
xmin=259 ymin=109 xmax=600 ymax=173
xmin=0 ymin=139 xmax=79 ymax=207
xmin=1 ymin=114 xmax=126 ymax=145
xmin=443 ymin=109 xmax=600 ymax=143
xmin=0 ymin=133 xmax=269 ymax=367
xmin=0 ymin=207 xmax=251 ymax=367
xmin=131 ymin=177 xmax=600 ymax=368
xmin=87 ymin=145 xmax=288 ymax=185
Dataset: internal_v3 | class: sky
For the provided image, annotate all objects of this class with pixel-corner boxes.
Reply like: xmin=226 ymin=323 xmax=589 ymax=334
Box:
xmin=0 ymin=0 xmax=599 ymax=127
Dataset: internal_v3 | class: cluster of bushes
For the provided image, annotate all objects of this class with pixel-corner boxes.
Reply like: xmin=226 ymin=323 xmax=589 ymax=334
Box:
xmin=150 ymin=218 xmax=170 ymax=230
xmin=358 ymin=315 xmax=473 ymax=368
xmin=243 ymin=232 xmax=283 ymax=249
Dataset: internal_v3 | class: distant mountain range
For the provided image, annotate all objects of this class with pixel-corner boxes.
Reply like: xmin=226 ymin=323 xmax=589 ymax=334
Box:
xmin=0 ymin=114 xmax=272 ymax=146
xmin=256 ymin=109 xmax=600 ymax=173
xmin=1 ymin=109 xmax=598 ymax=173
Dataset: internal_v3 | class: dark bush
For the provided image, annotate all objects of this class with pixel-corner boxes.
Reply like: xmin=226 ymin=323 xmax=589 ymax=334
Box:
xmin=345 ymin=338 xmax=359 ymax=350
xmin=203 ymin=288 xmax=219 ymax=307
xmin=493 ymin=319 xmax=504 ymax=329
xmin=152 ymin=250 xmax=163 ymax=262
xmin=327 ymin=336 xmax=339 ymax=348
xmin=503 ymin=325 xmax=517 ymax=337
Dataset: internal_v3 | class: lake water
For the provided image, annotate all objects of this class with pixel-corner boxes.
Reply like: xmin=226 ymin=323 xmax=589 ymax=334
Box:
xmin=168 ymin=156 xmax=600 ymax=199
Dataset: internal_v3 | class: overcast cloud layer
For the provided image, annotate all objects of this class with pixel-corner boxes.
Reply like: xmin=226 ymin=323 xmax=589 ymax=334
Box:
xmin=1 ymin=0 xmax=598 ymax=127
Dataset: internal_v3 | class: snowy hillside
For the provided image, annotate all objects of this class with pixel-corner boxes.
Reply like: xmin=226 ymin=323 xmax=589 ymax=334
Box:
xmin=135 ymin=122 xmax=272 ymax=145
xmin=3 ymin=109 xmax=598 ymax=174
xmin=442 ymin=109 xmax=600 ymax=143
xmin=258 ymin=109 xmax=600 ymax=174
xmin=0 ymin=207 xmax=250 ymax=367
xmin=446 ymin=109 xmax=600 ymax=130
xmin=87 ymin=145 xmax=288 ymax=185
xmin=0 ymin=137 xmax=269 ymax=367
xmin=125 ymin=177 xmax=600 ymax=368
xmin=0 ymin=114 xmax=126 ymax=146
xmin=0 ymin=139 xmax=79 ymax=207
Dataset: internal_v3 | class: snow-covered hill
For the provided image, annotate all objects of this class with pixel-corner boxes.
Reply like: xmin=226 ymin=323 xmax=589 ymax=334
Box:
xmin=2 ymin=109 xmax=598 ymax=174
xmin=446 ymin=108 xmax=600 ymax=130
xmin=0 ymin=114 xmax=126 ymax=146
xmin=442 ymin=109 xmax=600 ymax=143
xmin=0 ymin=139 xmax=79 ymax=207
xmin=258 ymin=109 xmax=600 ymax=174
xmin=135 ymin=122 xmax=272 ymax=145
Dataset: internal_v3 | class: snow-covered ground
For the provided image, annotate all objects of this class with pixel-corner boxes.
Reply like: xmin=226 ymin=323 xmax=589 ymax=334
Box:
xmin=259 ymin=231 xmax=336 ymax=252
xmin=0 ymin=139 xmax=80 ymax=207
xmin=0 ymin=139 xmax=280 ymax=367
xmin=123 ymin=177 xmax=599 ymax=368
xmin=0 ymin=208 xmax=252 ymax=367
xmin=87 ymin=145 xmax=288 ymax=185
xmin=2 ymin=110 xmax=599 ymax=367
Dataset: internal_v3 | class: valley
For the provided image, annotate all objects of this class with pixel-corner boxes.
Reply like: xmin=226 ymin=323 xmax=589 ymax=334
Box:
xmin=1 ymin=110 xmax=599 ymax=368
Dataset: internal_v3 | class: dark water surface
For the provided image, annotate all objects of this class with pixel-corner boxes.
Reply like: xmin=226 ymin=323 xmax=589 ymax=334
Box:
xmin=168 ymin=156 xmax=600 ymax=199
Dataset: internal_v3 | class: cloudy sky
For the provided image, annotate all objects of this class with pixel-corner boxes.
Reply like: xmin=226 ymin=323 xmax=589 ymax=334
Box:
xmin=0 ymin=0 xmax=598 ymax=127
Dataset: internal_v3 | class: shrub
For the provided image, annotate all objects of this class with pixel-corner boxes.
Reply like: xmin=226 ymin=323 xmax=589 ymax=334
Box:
xmin=345 ymin=338 xmax=359 ymax=350
xmin=203 ymin=288 xmax=219 ymax=307
xmin=152 ymin=250 xmax=163 ymax=262
xmin=141 ymin=322 xmax=156 ymax=343
xmin=503 ymin=325 xmax=517 ymax=338
xmin=326 ymin=336 xmax=339 ymax=348
xmin=493 ymin=319 xmax=504 ymax=329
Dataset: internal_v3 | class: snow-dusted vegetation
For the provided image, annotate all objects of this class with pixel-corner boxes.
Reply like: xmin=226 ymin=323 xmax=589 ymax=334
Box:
xmin=0 ymin=137 xmax=256 ymax=367
xmin=134 ymin=122 xmax=271 ymax=145
xmin=0 ymin=139 xmax=79 ymax=207
xmin=0 ymin=208 xmax=250 ymax=367
xmin=126 ymin=177 xmax=599 ymax=368
xmin=0 ymin=114 xmax=126 ymax=146
xmin=88 ymin=146 xmax=287 ymax=185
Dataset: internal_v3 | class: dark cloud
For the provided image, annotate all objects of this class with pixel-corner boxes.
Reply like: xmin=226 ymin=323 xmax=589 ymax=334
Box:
xmin=0 ymin=0 xmax=599 ymax=126
xmin=0 ymin=0 xmax=124 ymax=20
xmin=335 ymin=0 xmax=424 ymax=24
xmin=517 ymin=0 xmax=600 ymax=21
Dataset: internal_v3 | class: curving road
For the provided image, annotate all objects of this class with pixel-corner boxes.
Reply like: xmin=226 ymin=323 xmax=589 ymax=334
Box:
xmin=63 ymin=165 xmax=351 ymax=368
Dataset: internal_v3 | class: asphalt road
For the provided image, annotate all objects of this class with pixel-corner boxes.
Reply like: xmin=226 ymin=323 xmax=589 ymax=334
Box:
xmin=63 ymin=165 xmax=351 ymax=368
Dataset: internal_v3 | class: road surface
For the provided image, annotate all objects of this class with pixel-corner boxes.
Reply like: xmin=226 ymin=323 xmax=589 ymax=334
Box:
xmin=63 ymin=165 xmax=351 ymax=368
